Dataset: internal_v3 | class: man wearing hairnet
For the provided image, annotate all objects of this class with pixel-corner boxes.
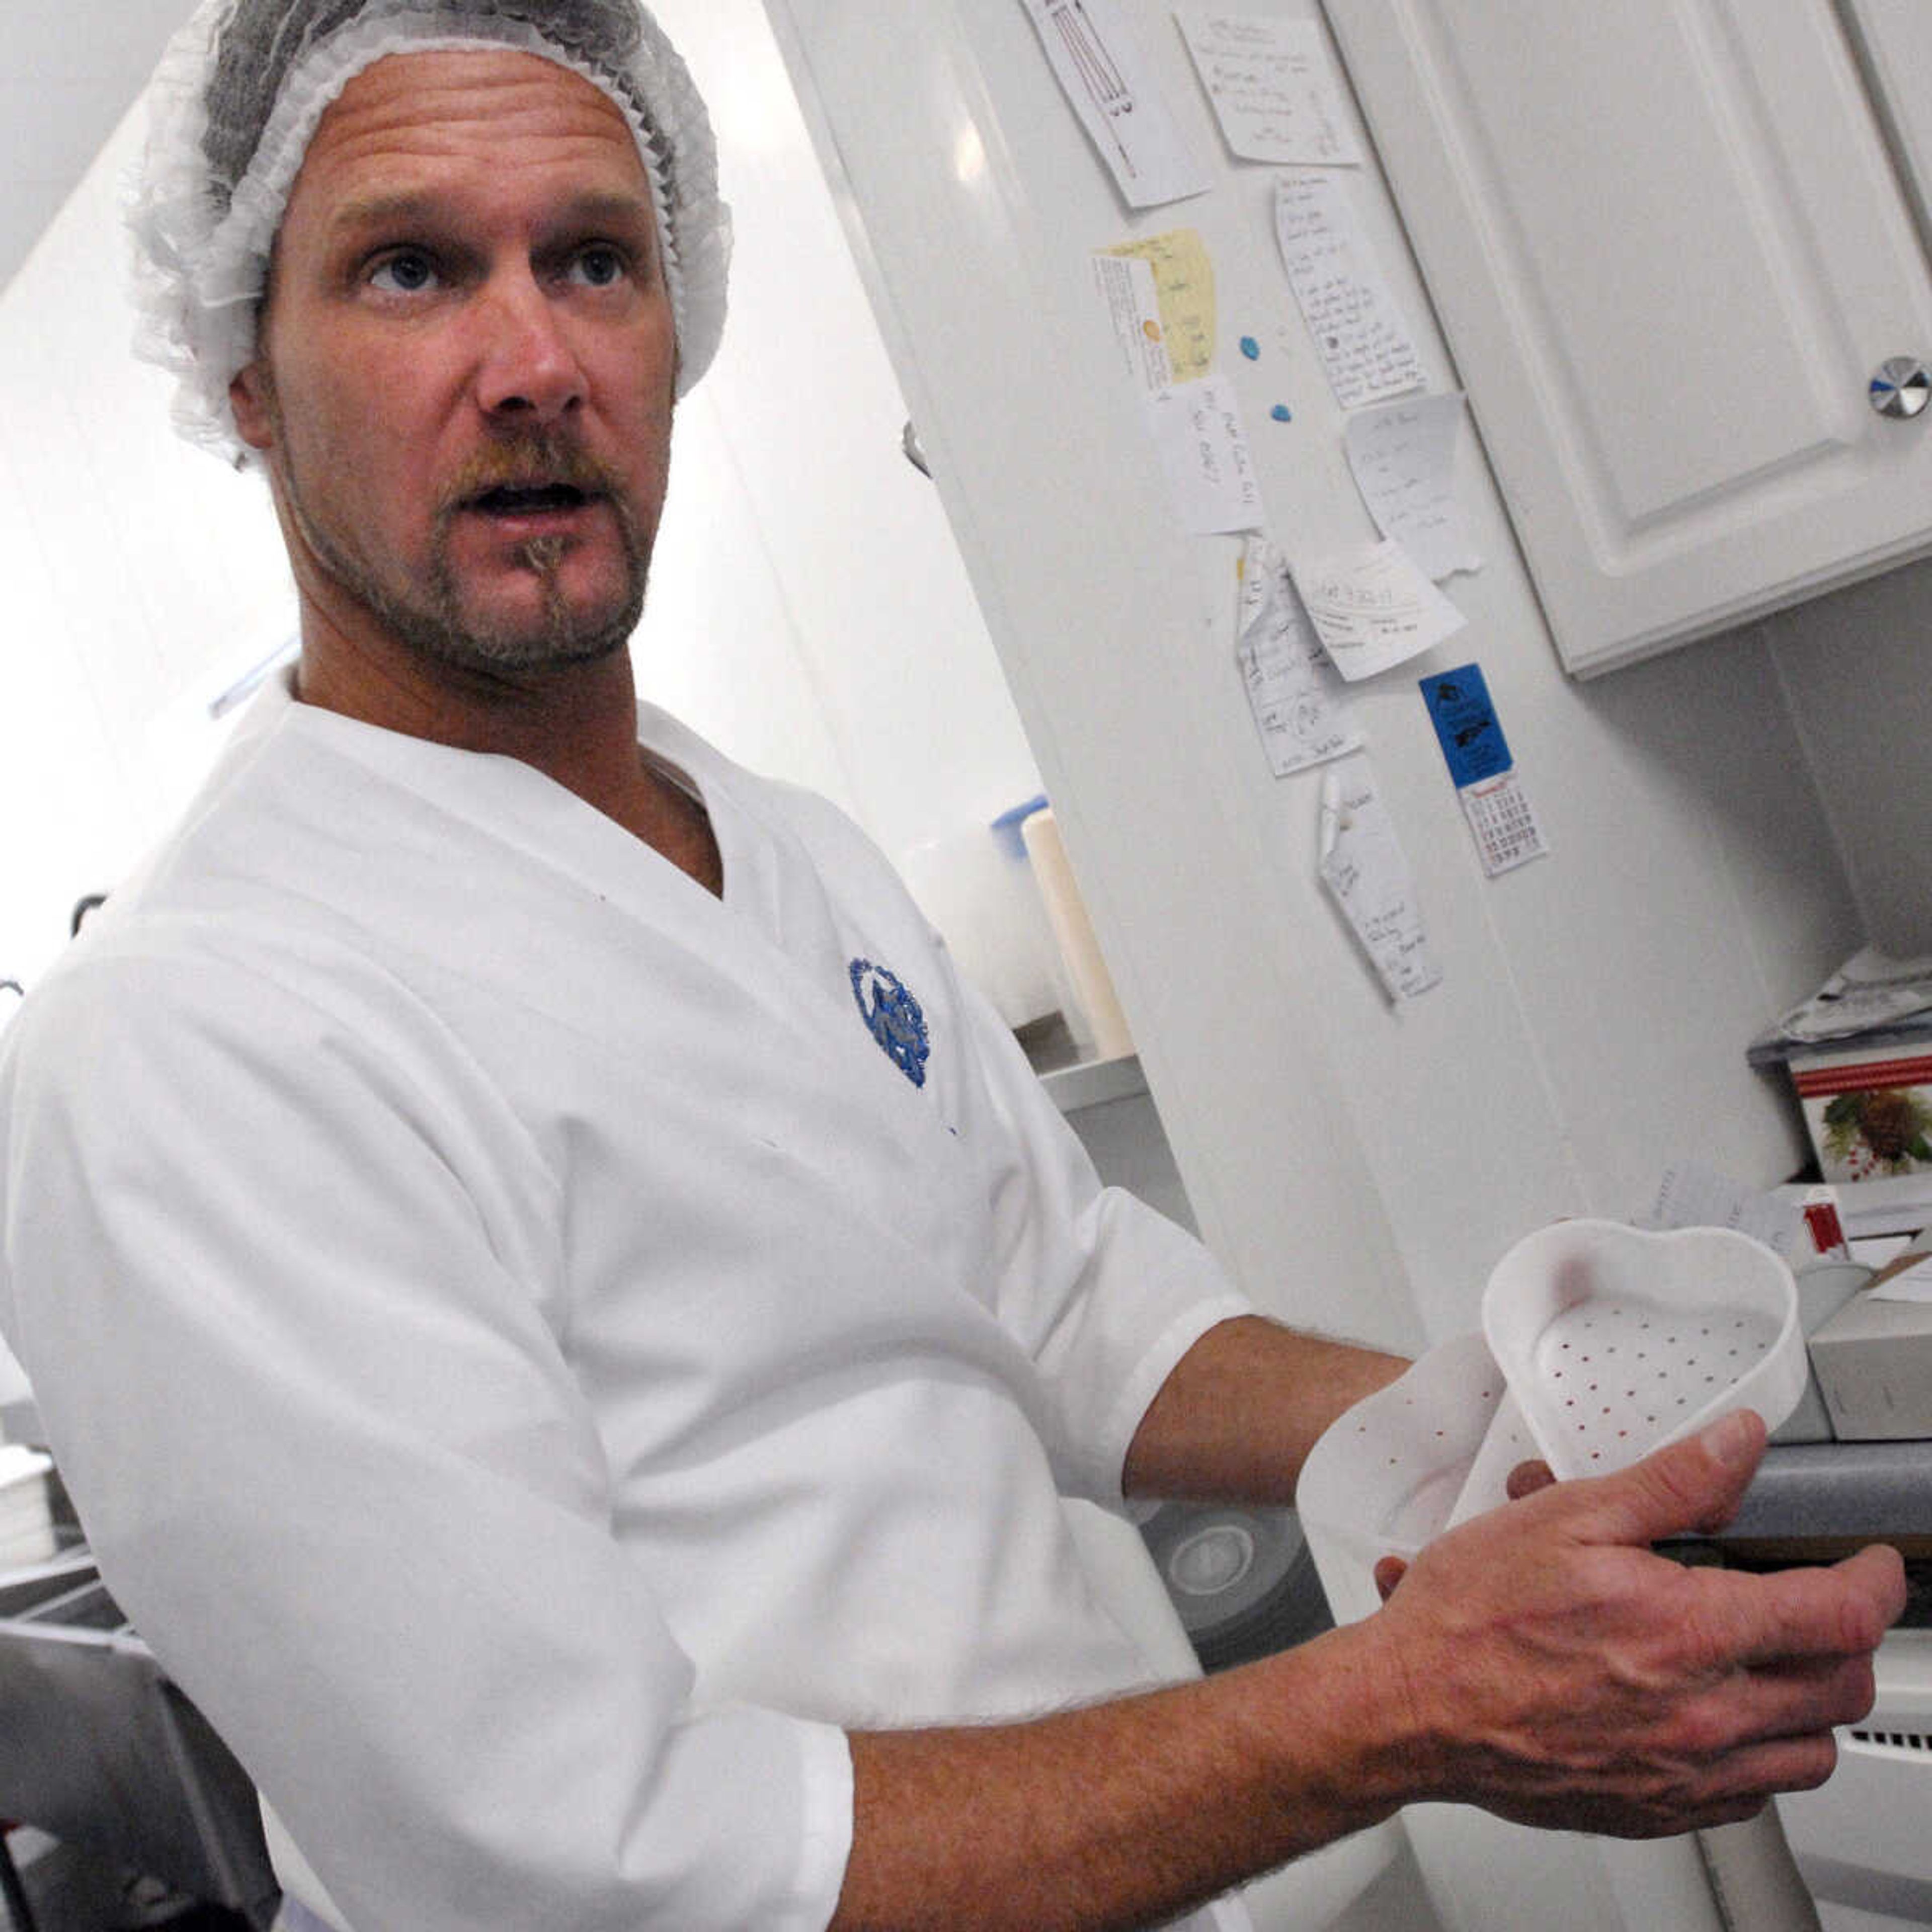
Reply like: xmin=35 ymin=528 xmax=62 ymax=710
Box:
xmin=0 ymin=4 xmax=1904 ymax=1929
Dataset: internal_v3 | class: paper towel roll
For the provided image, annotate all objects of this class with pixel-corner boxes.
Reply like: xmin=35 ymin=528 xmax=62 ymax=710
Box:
xmin=1020 ymin=809 xmax=1134 ymax=1061
xmin=899 ymin=824 xmax=1061 ymax=1028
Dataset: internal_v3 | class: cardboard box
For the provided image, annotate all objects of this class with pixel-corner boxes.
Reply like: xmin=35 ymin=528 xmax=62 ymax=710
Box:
xmin=1808 ymin=1250 xmax=1932 ymax=1441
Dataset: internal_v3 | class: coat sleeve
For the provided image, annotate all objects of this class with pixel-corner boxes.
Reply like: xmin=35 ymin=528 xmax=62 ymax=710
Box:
xmin=944 ymin=961 xmax=1254 ymax=1506
xmin=0 ymin=931 xmax=852 ymax=1932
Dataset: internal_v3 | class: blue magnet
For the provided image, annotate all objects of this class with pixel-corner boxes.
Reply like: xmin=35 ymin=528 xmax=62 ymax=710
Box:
xmin=1420 ymin=664 xmax=1512 ymax=788
xmin=1239 ymin=336 xmax=1261 ymax=361
xmin=1270 ymin=404 xmax=1293 ymax=423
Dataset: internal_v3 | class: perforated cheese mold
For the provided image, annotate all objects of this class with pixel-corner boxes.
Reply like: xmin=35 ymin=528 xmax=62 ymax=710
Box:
xmin=1298 ymin=1220 xmax=1806 ymax=1627
xmin=1298 ymin=1332 xmax=1509 ymax=1626
xmin=1531 ymin=1299 xmax=1782 ymax=1463
xmin=1483 ymin=1220 xmax=1804 ymax=1481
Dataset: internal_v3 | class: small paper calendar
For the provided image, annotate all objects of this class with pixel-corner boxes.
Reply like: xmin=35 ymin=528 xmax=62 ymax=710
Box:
xmin=1458 ymin=769 xmax=1549 ymax=877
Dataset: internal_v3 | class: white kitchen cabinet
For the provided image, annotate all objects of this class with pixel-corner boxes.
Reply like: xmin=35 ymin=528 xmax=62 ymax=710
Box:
xmin=1321 ymin=0 xmax=1932 ymax=676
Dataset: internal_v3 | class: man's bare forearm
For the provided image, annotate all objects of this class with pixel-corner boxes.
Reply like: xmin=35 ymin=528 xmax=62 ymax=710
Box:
xmin=832 ymin=1309 xmax=1419 ymax=1930
xmin=830 ymin=1416 xmax=1904 ymax=1932
xmin=1123 ymin=1314 xmax=1408 ymax=1505
xmin=834 ymin=1618 xmax=1408 ymax=1932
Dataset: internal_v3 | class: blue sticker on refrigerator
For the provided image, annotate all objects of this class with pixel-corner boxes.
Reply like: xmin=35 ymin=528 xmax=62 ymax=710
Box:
xmin=1420 ymin=664 xmax=1550 ymax=877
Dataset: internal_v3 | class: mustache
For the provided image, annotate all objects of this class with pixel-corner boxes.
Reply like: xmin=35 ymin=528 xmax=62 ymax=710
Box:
xmin=436 ymin=433 xmax=629 ymax=515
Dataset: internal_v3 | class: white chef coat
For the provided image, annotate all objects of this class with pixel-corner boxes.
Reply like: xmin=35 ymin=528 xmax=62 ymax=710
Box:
xmin=0 ymin=675 xmax=1255 ymax=1932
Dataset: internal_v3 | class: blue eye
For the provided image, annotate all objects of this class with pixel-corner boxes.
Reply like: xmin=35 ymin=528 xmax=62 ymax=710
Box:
xmin=572 ymin=246 xmax=628 ymax=288
xmin=370 ymin=251 xmax=438 ymax=294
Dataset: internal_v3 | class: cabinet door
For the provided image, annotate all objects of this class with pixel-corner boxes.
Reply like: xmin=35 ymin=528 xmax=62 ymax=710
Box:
xmin=1321 ymin=0 xmax=1932 ymax=676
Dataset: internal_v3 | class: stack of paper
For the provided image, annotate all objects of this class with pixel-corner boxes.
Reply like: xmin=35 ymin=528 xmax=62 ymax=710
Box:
xmin=1760 ymin=948 xmax=1932 ymax=1048
xmin=0 ymin=1443 xmax=57 ymax=1567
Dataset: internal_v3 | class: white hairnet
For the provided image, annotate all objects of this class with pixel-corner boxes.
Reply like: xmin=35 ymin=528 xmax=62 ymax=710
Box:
xmin=129 ymin=0 xmax=732 ymax=463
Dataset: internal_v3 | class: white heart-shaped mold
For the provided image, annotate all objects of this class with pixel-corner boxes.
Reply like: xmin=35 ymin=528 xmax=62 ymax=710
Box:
xmin=1482 ymin=1219 xmax=1804 ymax=1479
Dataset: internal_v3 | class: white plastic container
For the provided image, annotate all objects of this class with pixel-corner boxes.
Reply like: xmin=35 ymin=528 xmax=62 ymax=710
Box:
xmin=1300 ymin=1221 xmax=1805 ymax=1626
xmin=1481 ymin=1220 xmax=1804 ymax=1479
xmin=1297 ymin=1332 xmax=1511 ymax=1626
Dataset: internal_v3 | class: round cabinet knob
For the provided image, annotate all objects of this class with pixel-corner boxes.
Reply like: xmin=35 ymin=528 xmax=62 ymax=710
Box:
xmin=1870 ymin=357 xmax=1930 ymax=420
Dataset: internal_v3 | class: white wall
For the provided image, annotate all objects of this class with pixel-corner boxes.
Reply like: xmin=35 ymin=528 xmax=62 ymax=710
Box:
xmin=1765 ymin=560 xmax=1932 ymax=956
xmin=0 ymin=138 xmax=293 ymax=986
xmin=0 ymin=0 xmax=1045 ymax=996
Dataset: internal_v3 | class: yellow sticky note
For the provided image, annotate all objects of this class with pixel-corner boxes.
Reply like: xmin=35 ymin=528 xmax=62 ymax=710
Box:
xmin=1101 ymin=229 xmax=1217 ymax=383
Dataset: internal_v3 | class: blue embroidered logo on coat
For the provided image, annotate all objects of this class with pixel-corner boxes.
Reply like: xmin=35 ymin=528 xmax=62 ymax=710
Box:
xmin=849 ymin=959 xmax=930 ymax=1088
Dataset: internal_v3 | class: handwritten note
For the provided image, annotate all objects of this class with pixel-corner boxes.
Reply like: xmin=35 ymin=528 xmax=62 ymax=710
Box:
xmin=1238 ymin=537 xmax=1360 ymax=775
xmin=1346 ymin=393 xmax=1482 ymax=580
xmin=1146 ymin=374 xmax=1265 ymax=533
xmin=1275 ymin=171 xmax=1424 ymax=411
xmin=1176 ymin=11 xmax=1361 ymax=166
xmin=1320 ymin=755 xmax=1442 ymax=1002
xmin=1099 ymin=228 xmax=1218 ymax=383
xmin=1093 ymin=253 xmax=1175 ymax=392
xmin=1022 ymin=0 xmax=1212 ymax=209
xmin=1295 ymin=539 xmax=1464 ymax=680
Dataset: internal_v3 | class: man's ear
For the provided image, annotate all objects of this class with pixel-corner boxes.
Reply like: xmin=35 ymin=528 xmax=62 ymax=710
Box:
xmin=229 ymin=359 xmax=276 ymax=453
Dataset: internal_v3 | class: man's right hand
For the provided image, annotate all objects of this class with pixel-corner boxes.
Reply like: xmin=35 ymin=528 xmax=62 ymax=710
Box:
xmin=831 ymin=1410 xmax=1905 ymax=1931
xmin=1357 ymin=1408 xmax=1907 ymax=1837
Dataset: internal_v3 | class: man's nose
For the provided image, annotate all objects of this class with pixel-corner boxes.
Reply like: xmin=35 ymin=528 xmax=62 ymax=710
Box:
xmin=474 ymin=274 xmax=586 ymax=423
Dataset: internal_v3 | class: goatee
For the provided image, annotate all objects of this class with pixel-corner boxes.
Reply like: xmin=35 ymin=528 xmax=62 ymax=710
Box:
xmin=267 ymin=375 xmax=655 ymax=675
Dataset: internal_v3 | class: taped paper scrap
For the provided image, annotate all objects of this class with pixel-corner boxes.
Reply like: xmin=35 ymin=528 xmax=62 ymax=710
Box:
xmin=1345 ymin=393 xmax=1483 ymax=581
xmin=1237 ymin=536 xmax=1359 ymax=776
xmin=1319 ymin=755 xmax=1442 ymax=1003
xmin=1175 ymin=9 xmax=1361 ymax=167
xmin=1147 ymin=375 xmax=1265 ymax=534
xmin=1021 ymin=0 xmax=1211 ymax=210
xmin=1099 ymin=228 xmax=1218 ymax=383
xmin=1092 ymin=253 xmax=1175 ymax=394
xmin=1275 ymin=170 xmax=1424 ymax=411
xmin=1294 ymin=539 xmax=1464 ymax=681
